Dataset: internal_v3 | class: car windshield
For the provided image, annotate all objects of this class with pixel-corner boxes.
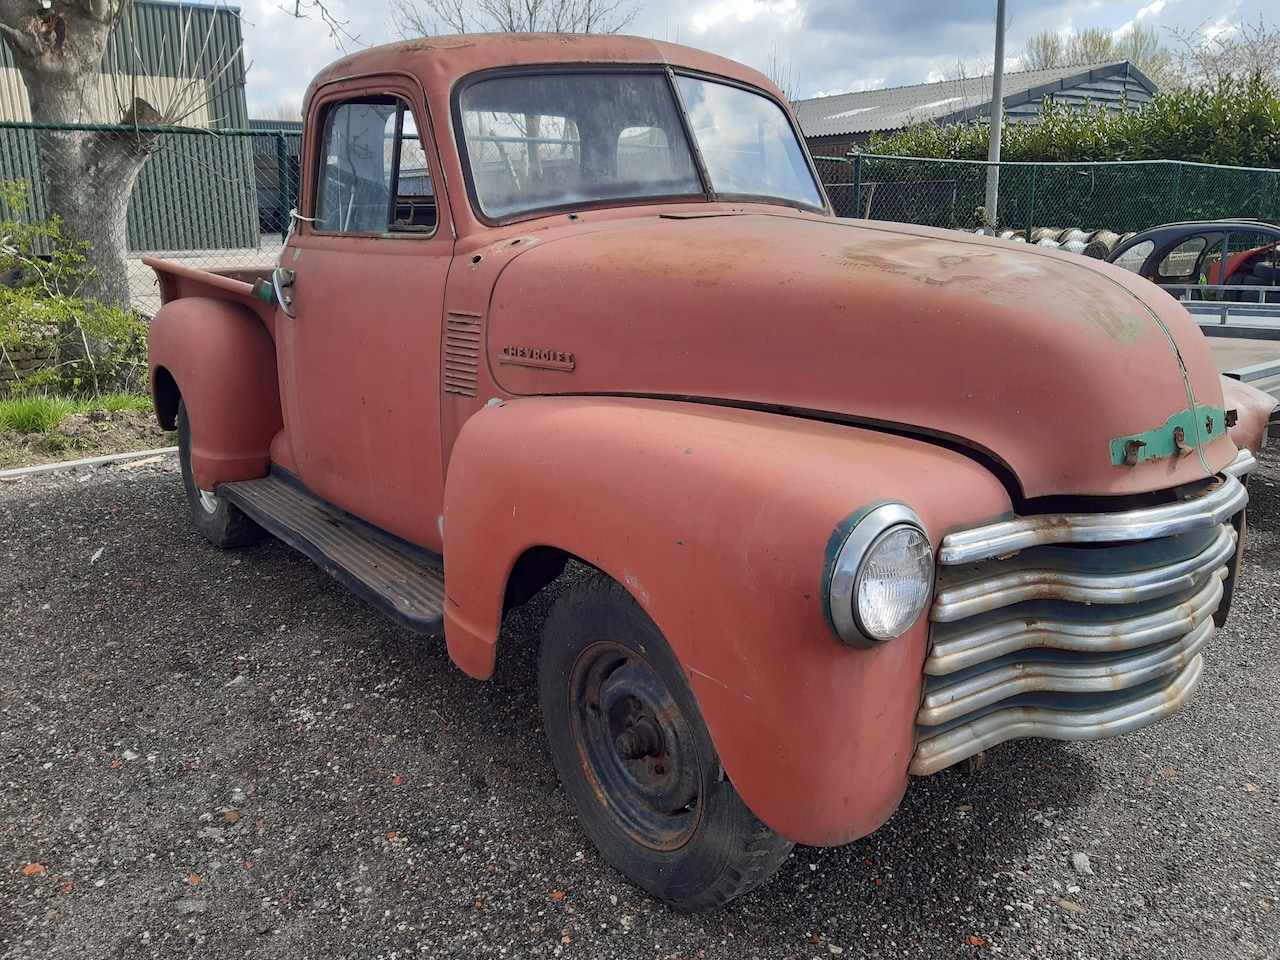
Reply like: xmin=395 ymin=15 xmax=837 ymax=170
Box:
xmin=457 ymin=70 xmax=824 ymax=220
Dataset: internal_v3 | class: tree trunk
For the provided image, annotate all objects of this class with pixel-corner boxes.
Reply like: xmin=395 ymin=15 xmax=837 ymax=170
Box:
xmin=33 ymin=126 xmax=154 ymax=305
xmin=0 ymin=2 xmax=160 ymax=308
xmin=31 ymin=121 xmax=159 ymax=307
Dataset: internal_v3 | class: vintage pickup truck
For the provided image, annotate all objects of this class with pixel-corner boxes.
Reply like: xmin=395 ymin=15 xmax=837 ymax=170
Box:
xmin=146 ymin=33 xmax=1277 ymax=910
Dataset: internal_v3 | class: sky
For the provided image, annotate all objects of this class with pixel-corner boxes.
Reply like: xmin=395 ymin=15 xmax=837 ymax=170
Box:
xmin=231 ymin=0 xmax=1275 ymax=115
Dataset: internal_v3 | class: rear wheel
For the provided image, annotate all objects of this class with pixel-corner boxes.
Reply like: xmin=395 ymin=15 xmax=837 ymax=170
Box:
xmin=538 ymin=573 xmax=793 ymax=911
xmin=176 ymin=399 xmax=261 ymax=549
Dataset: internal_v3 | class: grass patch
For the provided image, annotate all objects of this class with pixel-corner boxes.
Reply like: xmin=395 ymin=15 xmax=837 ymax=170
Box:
xmin=0 ymin=392 xmax=150 ymax=434
xmin=97 ymin=392 xmax=153 ymax=414
xmin=0 ymin=395 xmax=78 ymax=434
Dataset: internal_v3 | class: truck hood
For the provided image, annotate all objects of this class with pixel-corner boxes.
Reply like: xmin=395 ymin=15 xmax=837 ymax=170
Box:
xmin=484 ymin=213 xmax=1237 ymax=500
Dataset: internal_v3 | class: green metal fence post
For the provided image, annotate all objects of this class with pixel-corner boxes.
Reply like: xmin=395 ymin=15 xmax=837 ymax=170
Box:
xmin=1025 ymin=163 xmax=1037 ymax=240
xmin=852 ymin=153 xmax=862 ymax=219
xmin=1170 ymin=163 xmax=1181 ymax=223
xmin=275 ymin=132 xmax=292 ymax=233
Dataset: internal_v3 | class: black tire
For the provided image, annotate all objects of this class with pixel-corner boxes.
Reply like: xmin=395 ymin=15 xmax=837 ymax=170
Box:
xmin=176 ymin=399 xmax=261 ymax=549
xmin=538 ymin=573 xmax=793 ymax=911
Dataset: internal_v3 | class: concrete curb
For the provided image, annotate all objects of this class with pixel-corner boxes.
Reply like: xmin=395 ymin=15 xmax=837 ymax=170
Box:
xmin=0 ymin=447 xmax=177 ymax=480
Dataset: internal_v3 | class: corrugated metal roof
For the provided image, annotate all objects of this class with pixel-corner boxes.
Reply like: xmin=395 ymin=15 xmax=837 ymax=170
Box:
xmin=795 ymin=61 xmax=1156 ymax=138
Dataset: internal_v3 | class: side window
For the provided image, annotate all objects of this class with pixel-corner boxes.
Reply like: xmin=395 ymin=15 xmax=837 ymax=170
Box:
xmin=315 ymin=97 xmax=436 ymax=235
xmin=1224 ymin=232 xmax=1279 ymax=274
xmin=1156 ymin=236 xmax=1208 ymax=281
xmin=392 ymin=111 xmax=436 ymax=231
xmin=1109 ymin=239 xmax=1153 ymax=274
xmin=1221 ymin=231 xmax=1280 ymax=300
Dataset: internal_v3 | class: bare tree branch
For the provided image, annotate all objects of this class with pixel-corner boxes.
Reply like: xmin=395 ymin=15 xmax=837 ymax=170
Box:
xmin=0 ymin=20 xmax=34 ymax=56
xmin=1167 ymin=14 xmax=1280 ymax=86
xmin=1019 ymin=22 xmax=1176 ymax=88
xmin=765 ymin=48 xmax=799 ymax=104
xmin=391 ymin=0 xmax=638 ymax=37
xmin=282 ymin=0 xmax=364 ymax=50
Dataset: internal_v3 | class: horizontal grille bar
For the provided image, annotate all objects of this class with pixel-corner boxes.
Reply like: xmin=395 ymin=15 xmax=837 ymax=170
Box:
xmin=938 ymin=475 xmax=1247 ymax=565
xmin=925 ymin=572 xmax=1224 ymax=676
xmin=932 ymin=525 xmax=1236 ymax=622
xmin=918 ymin=616 xmax=1213 ymax=728
xmin=910 ymin=657 xmax=1204 ymax=775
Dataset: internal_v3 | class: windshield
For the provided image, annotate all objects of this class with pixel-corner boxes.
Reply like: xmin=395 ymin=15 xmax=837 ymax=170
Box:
xmin=675 ymin=75 xmax=824 ymax=208
xmin=457 ymin=70 xmax=824 ymax=220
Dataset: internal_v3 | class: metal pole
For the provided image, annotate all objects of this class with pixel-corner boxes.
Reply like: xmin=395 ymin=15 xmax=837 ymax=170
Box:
xmin=1026 ymin=163 xmax=1037 ymax=241
xmin=852 ymin=154 xmax=863 ymax=219
xmin=984 ymin=0 xmax=1007 ymax=233
xmin=276 ymin=132 xmax=293 ymax=233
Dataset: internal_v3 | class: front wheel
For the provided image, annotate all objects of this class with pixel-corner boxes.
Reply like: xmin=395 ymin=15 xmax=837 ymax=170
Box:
xmin=176 ymin=399 xmax=261 ymax=549
xmin=538 ymin=573 xmax=793 ymax=911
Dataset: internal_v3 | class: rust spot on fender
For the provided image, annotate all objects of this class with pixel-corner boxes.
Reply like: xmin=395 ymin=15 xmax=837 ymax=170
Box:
xmin=598 ymin=231 xmax=765 ymax=287
xmin=824 ymin=246 xmax=909 ymax=276
xmin=1079 ymin=305 xmax=1144 ymax=345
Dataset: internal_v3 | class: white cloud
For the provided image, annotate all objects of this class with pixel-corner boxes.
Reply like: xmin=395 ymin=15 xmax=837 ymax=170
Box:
xmin=228 ymin=0 xmax=1277 ymax=115
xmin=689 ymin=0 xmax=801 ymax=33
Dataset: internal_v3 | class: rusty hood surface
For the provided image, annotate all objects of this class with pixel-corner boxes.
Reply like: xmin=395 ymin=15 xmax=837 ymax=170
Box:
xmin=484 ymin=213 xmax=1238 ymax=500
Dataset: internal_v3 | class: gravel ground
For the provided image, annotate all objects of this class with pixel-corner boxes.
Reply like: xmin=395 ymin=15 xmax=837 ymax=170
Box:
xmin=1 ymin=449 xmax=1277 ymax=960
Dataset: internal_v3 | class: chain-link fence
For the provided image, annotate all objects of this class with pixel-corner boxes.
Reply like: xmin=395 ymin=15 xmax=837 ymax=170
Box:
xmin=819 ymin=155 xmax=1280 ymax=244
xmin=0 ymin=121 xmax=301 ymax=317
xmin=9 ymin=123 xmax=1280 ymax=318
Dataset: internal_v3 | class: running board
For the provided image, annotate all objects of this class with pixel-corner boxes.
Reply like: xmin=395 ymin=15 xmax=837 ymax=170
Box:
xmin=218 ymin=471 xmax=446 ymax=634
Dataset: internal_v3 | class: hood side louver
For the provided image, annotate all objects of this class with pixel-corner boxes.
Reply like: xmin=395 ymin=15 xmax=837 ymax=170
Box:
xmin=444 ymin=311 xmax=482 ymax=397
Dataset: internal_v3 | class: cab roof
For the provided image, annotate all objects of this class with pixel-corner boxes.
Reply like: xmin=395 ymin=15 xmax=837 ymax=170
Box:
xmin=305 ymin=32 xmax=781 ymax=104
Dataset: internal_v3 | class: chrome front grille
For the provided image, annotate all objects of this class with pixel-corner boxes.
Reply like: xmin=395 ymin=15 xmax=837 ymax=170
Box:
xmin=910 ymin=457 xmax=1252 ymax=776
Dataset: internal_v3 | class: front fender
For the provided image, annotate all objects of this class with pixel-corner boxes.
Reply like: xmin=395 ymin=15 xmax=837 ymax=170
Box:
xmin=442 ymin=396 xmax=1011 ymax=846
xmin=148 ymin=297 xmax=282 ymax=490
xmin=1220 ymin=373 xmax=1277 ymax=457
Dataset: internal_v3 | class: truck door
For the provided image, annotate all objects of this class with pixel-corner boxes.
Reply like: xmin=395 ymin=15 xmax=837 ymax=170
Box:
xmin=276 ymin=82 xmax=453 ymax=553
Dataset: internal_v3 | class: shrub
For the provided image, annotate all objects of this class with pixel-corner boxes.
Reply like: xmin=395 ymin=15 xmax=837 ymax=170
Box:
xmin=866 ymin=74 xmax=1280 ymax=169
xmin=0 ymin=180 xmax=149 ymax=397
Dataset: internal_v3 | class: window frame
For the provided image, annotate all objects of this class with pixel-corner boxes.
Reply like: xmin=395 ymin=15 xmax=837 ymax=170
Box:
xmin=309 ymin=91 xmax=439 ymax=239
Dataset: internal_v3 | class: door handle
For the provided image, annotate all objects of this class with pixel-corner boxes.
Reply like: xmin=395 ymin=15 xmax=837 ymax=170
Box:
xmin=272 ymin=267 xmax=297 ymax=318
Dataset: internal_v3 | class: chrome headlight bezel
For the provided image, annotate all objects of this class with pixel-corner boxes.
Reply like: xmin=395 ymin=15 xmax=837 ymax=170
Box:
xmin=828 ymin=503 xmax=934 ymax=647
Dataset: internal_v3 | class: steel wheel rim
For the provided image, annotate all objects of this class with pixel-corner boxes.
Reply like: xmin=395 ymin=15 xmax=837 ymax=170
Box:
xmin=196 ymin=489 xmax=219 ymax=514
xmin=568 ymin=641 xmax=702 ymax=851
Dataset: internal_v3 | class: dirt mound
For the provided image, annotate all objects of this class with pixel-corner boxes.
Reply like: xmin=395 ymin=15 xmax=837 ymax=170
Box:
xmin=0 ymin=407 xmax=173 ymax=471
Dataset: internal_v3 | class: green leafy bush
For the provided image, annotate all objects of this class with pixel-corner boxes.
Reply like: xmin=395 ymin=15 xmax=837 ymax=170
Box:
xmin=866 ymin=75 xmax=1280 ymax=169
xmin=0 ymin=180 xmax=149 ymax=397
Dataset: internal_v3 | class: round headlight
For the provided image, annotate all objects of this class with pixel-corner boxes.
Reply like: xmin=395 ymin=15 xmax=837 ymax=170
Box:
xmin=829 ymin=504 xmax=934 ymax=647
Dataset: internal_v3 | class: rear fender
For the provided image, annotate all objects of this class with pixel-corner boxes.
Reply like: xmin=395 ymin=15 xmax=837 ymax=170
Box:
xmin=148 ymin=297 xmax=283 ymax=490
xmin=441 ymin=396 xmax=1011 ymax=846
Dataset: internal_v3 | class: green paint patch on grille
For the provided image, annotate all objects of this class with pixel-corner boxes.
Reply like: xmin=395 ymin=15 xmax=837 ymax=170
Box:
xmin=1110 ymin=404 xmax=1227 ymax=466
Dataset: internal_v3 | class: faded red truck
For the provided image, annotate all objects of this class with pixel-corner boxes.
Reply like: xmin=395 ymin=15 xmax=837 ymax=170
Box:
xmin=146 ymin=34 xmax=1276 ymax=910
